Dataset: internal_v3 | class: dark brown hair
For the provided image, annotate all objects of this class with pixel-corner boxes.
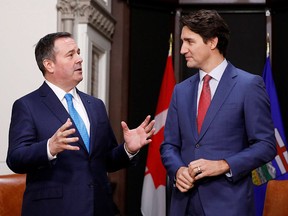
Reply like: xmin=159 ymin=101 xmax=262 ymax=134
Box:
xmin=181 ymin=9 xmax=230 ymax=56
xmin=35 ymin=32 xmax=72 ymax=75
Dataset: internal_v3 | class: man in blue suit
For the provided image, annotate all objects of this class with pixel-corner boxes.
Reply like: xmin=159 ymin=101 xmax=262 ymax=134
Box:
xmin=160 ymin=10 xmax=277 ymax=216
xmin=7 ymin=32 xmax=155 ymax=216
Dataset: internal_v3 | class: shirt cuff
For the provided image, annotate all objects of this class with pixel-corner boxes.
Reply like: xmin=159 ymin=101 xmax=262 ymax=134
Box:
xmin=225 ymin=169 xmax=233 ymax=177
xmin=47 ymin=139 xmax=57 ymax=161
xmin=124 ymin=143 xmax=139 ymax=159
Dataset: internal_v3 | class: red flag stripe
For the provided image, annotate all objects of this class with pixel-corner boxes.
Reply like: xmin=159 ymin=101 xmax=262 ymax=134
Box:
xmin=141 ymin=51 xmax=176 ymax=216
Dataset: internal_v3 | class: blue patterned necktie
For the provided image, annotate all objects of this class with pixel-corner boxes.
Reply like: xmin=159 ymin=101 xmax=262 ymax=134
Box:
xmin=64 ymin=93 xmax=90 ymax=152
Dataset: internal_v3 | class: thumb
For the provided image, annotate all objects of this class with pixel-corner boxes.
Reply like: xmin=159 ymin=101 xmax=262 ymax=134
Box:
xmin=121 ymin=121 xmax=129 ymax=132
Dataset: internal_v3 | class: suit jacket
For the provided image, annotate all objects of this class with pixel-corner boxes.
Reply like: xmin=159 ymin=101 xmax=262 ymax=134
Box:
xmin=7 ymin=82 xmax=135 ymax=216
xmin=160 ymin=63 xmax=277 ymax=216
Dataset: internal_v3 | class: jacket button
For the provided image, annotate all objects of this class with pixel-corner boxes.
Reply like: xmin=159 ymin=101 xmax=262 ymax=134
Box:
xmin=195 ymin=143 xmax=200 ymax=148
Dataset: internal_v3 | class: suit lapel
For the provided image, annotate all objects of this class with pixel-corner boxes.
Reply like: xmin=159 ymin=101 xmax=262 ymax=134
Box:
xmin=198 ymin=64 xmax=237 ymax=139
xmin=39 ymin=82 xmax=70 ymax=124
xmin=186 ymin=75 xmax=200 ymax=141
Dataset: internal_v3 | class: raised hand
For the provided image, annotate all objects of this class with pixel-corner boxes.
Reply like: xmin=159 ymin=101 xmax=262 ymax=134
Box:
xmin=49 ymin=118 xmax=80 ymax=156
xmin=121 ymin=115 xmax=155 ymax=154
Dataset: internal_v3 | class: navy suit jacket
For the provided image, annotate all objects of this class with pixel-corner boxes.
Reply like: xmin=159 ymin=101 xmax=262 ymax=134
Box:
xmin=7 ymin=82 xmax=135 ymax=216
xmin=160 ymin=63 xmax=277 ymax=216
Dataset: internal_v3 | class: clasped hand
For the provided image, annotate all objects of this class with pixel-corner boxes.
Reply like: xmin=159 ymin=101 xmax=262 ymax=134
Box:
xmin=175 ymin=158 xmax=230 ymax=192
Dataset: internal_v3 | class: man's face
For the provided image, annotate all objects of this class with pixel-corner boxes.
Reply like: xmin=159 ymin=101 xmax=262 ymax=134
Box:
xmin=180 ymin=26 xmax=212 ymax=70
xmin=49 ymin=37 xmax=83 ymax=91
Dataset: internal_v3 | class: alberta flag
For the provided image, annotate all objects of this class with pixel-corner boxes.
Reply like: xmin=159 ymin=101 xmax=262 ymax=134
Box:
xmin=141 ymin=48 xmax=176 ymax=216
xmin=253 ymin=56 xmax=288 ymax=216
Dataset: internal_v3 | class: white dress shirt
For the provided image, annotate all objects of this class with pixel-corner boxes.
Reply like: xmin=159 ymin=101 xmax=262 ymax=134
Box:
xmin=197 ymin=59 xmax=228 ymax=114
xmin=45 ymin=80 xmax=90 ymax=160
xmin=45 ymin=80 xmax=134 ymax=159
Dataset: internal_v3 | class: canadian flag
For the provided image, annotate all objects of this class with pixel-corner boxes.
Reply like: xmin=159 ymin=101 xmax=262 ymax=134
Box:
xmin=141 ymin=47 xmax=176 ymax=216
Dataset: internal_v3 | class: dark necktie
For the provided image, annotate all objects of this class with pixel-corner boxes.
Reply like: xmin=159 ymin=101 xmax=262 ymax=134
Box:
xmin=197 ymin=75 xmax=212 ymax=134
xmin=64 ymin=93 xmax=90 ymax=152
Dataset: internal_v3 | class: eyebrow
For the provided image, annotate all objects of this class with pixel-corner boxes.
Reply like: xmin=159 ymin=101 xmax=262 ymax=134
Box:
xmin=182 ymin=37 xmax=195 ymax=42
xmin=66 ymin=48 xmax=80 ymax=55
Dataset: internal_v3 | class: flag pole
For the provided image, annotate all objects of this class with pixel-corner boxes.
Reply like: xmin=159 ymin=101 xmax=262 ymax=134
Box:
xmin=169 ymin=33 xmax=173 ymax=56
xmin=266 ymin=9 xmax=272 ymax=61
xmin=266 ymin=33 xmax=270 ymax=58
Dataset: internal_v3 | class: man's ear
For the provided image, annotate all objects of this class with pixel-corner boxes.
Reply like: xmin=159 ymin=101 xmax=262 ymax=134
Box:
xmin=43 ymin=59 xmax=54 ymax=74
xmin=210 ymin=37 xmax=218 ymax=50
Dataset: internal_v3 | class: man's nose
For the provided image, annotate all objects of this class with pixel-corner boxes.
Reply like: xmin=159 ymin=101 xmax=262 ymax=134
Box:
xmin=76 ymin=54 xmax=83 ymax=63
xmin=180 ymin=43 xmax=187 ymax=55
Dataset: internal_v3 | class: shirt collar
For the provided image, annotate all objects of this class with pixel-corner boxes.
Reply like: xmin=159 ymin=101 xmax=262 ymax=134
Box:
xmin=45 ymin=80 xmax=79 ymax=102
xmin=199 ymin=59 xmax=228 ymax=82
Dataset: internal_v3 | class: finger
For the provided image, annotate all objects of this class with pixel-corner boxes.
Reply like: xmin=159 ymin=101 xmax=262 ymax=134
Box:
xmin=178 ymin=174 xmax=193 ymax=186
xmin=61 ymin=143 xmax=80 ymax=151
xmin=64 ymin=137 xmax=79 ymax=144
xmin=59 ymin=118 xmax=73 ymax=132
xmin=188 ymin=168 xmax=196 ymax=178
xmin=176 ymin=179 xmax=193 ymax=191
xmin=146 ymin=127 xmax=156 ymax=138
xmin=59 ymin=137 xmax=80 ymax=151
xmin=61 ymin=128 xmax=77 ymax=138
xmin=185 ymin=175 xmax=194 ymax=184
xmin=144 ymin=139 xmax=152 ymax=144
xmin=188 ymin=166 xmax=200 ymax=177
xmin=176 ymin=183 xmax=189 ymax=192
xmin=189 ymin=160 xmax=199 ymax=167
xmin=194 ymin=172 xmax=204 ymax=181
xmin=196 ymin=166 xmax=202 ymax=174
xmin=176 ymin=181 xmax=187 ymax=191
xmin=140 ymin=115 xmax=151 ymax=127
xmin=145 ymin=119 xmax=155 ymax=132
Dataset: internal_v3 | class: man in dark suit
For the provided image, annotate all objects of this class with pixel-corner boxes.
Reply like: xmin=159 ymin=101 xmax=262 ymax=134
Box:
xmin=160 ymin=10 xmax=277 ymax=216
xmin=7 ymin=32 xmax=155 ymax=216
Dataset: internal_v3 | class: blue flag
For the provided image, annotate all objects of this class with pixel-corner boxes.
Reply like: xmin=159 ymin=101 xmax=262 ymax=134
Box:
xmin=253 ymin=56 xmax=288 ymax=216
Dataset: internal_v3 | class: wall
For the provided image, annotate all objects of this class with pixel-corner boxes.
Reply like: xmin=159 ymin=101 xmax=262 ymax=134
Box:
xmin=0 ymin=0 xmax=58 ymax=174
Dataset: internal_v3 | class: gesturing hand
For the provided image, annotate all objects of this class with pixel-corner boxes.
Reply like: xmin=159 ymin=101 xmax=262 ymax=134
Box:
xmin=49 ymin=118 xmax=80 ymax=156
xmin=121 ymin=115 xmax=155 ymax=154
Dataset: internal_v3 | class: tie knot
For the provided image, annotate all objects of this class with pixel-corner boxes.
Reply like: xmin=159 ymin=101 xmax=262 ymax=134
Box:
xmin=203 ymin=75 xmax=212 ymax=83
xmin=64 ymin=93 xmax=73 ymax=102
